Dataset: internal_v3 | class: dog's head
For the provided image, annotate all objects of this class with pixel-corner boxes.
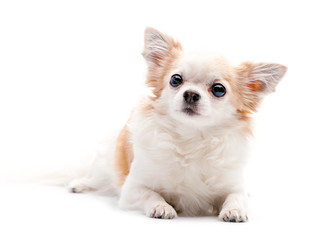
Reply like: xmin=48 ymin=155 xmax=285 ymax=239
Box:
xmin=142 ymin=28 xmax=287 ymax=128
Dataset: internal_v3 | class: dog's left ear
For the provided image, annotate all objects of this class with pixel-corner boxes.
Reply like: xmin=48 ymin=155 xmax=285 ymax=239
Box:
xmin=237 ymin=62 xmax=287 ymax=111
xmin=142 ymin=27 xmax=182 ymax=67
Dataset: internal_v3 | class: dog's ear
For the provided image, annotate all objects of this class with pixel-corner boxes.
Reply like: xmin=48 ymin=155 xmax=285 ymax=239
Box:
xmin=237 ymin=62 xmax=287 ymax=111
xmin=142 ymin=27 xmax=182 ymax=67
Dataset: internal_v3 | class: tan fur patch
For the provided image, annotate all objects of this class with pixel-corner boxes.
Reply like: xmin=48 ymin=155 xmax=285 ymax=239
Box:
xmin=113 ymin=125 xmax=134 ymax=186
xmin=215 ymin=64 xmax=254 ymax=134
xmin=144 ymin=38 xmax=183 ymax=100
xmin=235 ymin=62 xmax=264 ymax=113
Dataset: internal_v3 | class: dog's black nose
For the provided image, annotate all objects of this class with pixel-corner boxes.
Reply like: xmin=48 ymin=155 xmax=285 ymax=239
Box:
xmin=183 ymin=91 xmax=200 ymax=104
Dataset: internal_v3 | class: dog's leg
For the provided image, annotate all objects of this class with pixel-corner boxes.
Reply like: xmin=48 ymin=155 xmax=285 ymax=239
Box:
xmin=68 ymin=172 xmax=114 ymax=194
xmin=68 ymin=177 xmax=96 ymax=193
xmin=68 ymin=142 xmax=116 ymax=194
xmin=219 ymin=192 xmax=249 ymax=222
xmin=68 ymin=164 xmax=113 ymax=193
xmin=119 ymin=181 xmax=177 ymax=219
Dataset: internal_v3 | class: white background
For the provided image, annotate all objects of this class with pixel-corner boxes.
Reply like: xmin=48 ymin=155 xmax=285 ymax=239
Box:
xmin=1 ymin=0 xmax=314 ymax=239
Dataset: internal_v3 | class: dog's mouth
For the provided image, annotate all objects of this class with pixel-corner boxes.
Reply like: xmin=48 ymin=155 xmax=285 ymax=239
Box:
xmin=182 ymin=106 xmax=200 ymax=116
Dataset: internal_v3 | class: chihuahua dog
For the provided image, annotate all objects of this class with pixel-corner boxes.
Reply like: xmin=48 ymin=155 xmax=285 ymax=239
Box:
xmin=68 ymin=28 xmax=287 ymax=222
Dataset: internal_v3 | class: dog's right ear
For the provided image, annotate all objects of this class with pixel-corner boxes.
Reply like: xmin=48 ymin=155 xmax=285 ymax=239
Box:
xmin=142 ymin=27 xmax=182 ymax=67
xmin=236 ymin=62 xmax=287 ymax=112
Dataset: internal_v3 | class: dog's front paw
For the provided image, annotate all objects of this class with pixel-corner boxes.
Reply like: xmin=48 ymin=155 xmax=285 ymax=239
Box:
xmin=146 ymin=203 xmax=177 ymax=219
xmin=219 ymin=209 xmax=248 ymax=222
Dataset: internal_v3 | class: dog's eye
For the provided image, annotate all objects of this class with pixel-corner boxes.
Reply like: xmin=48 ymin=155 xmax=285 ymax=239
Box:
xmin=170 ymin=74 xmax=183 ymax=88
xmin=211 ymin=83 xmax=226 ymax=97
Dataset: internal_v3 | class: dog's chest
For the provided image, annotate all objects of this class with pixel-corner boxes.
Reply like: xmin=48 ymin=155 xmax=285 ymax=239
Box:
xmin=131 ymin=115 xmax=247 ymax=215
xmin=149 ymin=130 xmax=246 ymax=215
xmin=156 ymin=133 xmax=230 ymax=184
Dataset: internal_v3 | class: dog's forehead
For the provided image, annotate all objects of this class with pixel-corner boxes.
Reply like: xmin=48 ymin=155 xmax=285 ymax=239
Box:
xmin=178 ymin=53 xmax=232 ymax=83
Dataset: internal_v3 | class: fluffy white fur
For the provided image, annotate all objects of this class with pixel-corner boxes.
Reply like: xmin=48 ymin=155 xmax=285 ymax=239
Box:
xmin=67 ymin=28 xmax=287 ymax=222
xmin=120 ymin=110 xmax=249 ymax=219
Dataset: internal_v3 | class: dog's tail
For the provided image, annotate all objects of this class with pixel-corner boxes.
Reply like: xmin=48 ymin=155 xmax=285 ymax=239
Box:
xmin=33 ymin=166 xmax=89 ymax=187
xmin=19 ymin=154 xmax=93 ymax=188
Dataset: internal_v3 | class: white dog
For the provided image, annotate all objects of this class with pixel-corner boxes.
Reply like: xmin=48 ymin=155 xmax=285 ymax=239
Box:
xmin=67 ymin=28 xmax=287 ymax=222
